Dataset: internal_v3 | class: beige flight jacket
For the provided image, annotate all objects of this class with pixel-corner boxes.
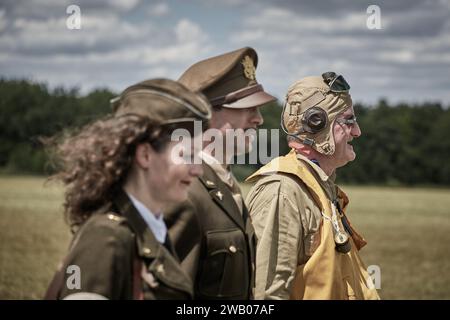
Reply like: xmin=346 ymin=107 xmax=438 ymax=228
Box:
xmin=246 ymin=150 xmax=379 ymax=300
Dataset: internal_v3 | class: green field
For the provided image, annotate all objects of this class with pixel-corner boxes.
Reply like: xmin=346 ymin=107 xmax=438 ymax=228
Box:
xmin=1 ymin=176 xmax=450 ymax=299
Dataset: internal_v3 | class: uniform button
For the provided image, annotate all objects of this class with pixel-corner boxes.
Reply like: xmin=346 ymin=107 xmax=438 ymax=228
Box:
xmin=156 ymin=264 xmax=165 ymax=274
xmin=143 ymin=248 xmax=152 ymax=255
xmin=107 ymin=214 xmax=120 ymax=222
xmin=229 ymin=245 xmax=237 ymax=253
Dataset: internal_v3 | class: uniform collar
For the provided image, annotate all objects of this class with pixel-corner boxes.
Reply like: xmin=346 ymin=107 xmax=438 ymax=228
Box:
xmin=113 ymin=189 xmax=194 ymax=297
xmin=200 ymin=150 xmax=240 ymax=191
xmin=126 ymin=192 xmax=167 ymax=244
xmin=199 ymin=163 xmax=246 ymax=231
xmin=296 ymin=152 xmax=338 ymax=200
xmin=296 ymin=153 xmax=336 ymax=183
xmin=200 ymin=150 xmax=221 ymax=166
xmin=113 ymin=189 xmax=162 ymax=259
xmin=200 ymin=151 xmax=231 ymax=179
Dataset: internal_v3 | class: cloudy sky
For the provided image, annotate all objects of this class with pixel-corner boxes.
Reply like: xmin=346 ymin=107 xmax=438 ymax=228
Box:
xmin=1 ymin=0 xmax=450 ymax=105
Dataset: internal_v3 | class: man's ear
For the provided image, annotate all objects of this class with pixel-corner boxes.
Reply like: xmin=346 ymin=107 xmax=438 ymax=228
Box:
xmin=134 ymin=143 xmax=154 ymax=169
xmin=288 ymin=140 xmax=314 ymax=156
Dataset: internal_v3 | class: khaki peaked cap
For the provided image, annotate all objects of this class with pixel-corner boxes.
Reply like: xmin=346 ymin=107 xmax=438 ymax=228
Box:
xmin=179 ymin=47 xmax=276 ymax=109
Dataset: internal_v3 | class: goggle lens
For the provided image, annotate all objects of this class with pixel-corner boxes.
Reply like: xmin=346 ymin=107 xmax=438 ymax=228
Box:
xmin=322 ymin=72 xmax=351 ymax=93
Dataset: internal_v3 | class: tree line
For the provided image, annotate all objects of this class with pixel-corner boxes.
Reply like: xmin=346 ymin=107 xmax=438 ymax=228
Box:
xmin=1 ymin=78 xmax=449 ymax=185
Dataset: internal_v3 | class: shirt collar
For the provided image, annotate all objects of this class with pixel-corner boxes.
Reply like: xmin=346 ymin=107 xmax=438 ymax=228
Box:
xmin=296 ymin=153 xmax=335 ymax=182
xmin=200 ymin=150 xmax=222 ymax=166
xmin=200 ymin=151 xmax=233 ymax=181
xmin=126 ymin=193 xmax=167 ymax=244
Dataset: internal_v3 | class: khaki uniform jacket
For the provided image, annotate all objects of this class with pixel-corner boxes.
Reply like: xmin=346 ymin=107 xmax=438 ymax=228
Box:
xmin=165 ymin=163 xmax=256 ymax=299
xmin=246 ymin=168 xmax=322 ymax=299
xmin=46 ymin=190 xmax=193 ymax=300
xmin=246 ymin=151 xmax=378 ymax=300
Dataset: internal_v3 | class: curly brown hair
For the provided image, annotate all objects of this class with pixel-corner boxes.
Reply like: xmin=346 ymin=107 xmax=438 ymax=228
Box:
xmin=49 ymin=114 xmax=173 ymax=230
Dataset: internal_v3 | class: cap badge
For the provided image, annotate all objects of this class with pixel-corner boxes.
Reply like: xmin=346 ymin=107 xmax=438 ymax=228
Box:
xmin=241 ymin=55 xmax=256 ymax=80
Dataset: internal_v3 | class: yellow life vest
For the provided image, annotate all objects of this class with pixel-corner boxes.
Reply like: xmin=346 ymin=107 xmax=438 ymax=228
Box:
xmin=247 ymin=150 xmax=380 ymax=300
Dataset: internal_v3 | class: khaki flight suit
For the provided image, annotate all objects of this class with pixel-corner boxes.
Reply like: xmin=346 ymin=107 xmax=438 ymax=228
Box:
xmin=246 ymin=150 xmax=380 ymax=300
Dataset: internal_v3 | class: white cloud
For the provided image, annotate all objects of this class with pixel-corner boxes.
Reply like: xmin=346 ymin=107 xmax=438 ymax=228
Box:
xmin=145 ymin=66 xmax=171 ymax=78
xmin=2 ymin=0 xmax=141 ymax=21
xmin=0 ymin=13 xmax=150 ymax=56
xmin=377 ymin=50 xmax=415 ymax=63
xmin=198 ymin=0 xmax=248 ymax=7
xmin=0 ymin=9 xmax=6 ymax=32
xmin=148 ymin=3 xmax=170 ymax=16
xmin=106 ymin=0 xmax=141 ymax=12
xmin=1 ymin=1 xmax=449 ymax=104
xmin=227 ymin=3 xmax=450 ymax=104
xmin=439 ymin=0 xmax=450 ymax=9
xmin=242 ymin=7 xmax=367 ymax=35
xmin=0 ymin=6 xmax=213 ymax=94
xmin=175 ymin=19 xmax=208 ymax=44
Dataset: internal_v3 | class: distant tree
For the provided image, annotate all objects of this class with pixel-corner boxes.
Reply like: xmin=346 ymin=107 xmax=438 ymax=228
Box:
xmin=0 ymin=79 xmax=115 ymax=173
xmin=1 ymin=79 xmax=449 ymax=185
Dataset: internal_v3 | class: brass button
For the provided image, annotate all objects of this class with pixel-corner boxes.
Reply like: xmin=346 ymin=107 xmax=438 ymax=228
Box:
xmin=156 ymin=264 xmax=165 ymax=274
xmin=107 ymin=214 xmax=120 ymax=222
xmin=229 ymin=245 xmax=237 ymax=253
xmin=143 ymin=248 xmax=152 ymax=255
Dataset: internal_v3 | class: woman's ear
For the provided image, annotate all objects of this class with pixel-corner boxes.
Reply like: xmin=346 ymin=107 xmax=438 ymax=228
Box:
xmin=134 ymin=143 xmax=154 ymax=169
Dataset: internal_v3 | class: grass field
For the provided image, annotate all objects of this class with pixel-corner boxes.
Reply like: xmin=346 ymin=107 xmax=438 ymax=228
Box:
xmin=1 ymin=176 xmax=449 ymax=299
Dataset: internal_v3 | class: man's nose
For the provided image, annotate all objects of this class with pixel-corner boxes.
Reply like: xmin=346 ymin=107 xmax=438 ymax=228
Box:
xmin=351 ymin=121 xmax=362 ymax=138
xmin=250 ymin=107 xmax=264 ymax=127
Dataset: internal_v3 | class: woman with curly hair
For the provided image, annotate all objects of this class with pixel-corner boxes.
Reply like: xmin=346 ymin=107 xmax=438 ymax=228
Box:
xmin=45 ymin=79 xmax=211 ymax=300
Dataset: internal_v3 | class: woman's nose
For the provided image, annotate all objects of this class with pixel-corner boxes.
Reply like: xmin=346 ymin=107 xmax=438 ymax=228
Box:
xmin=190 ymin=163 xmax=203 ymax=177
